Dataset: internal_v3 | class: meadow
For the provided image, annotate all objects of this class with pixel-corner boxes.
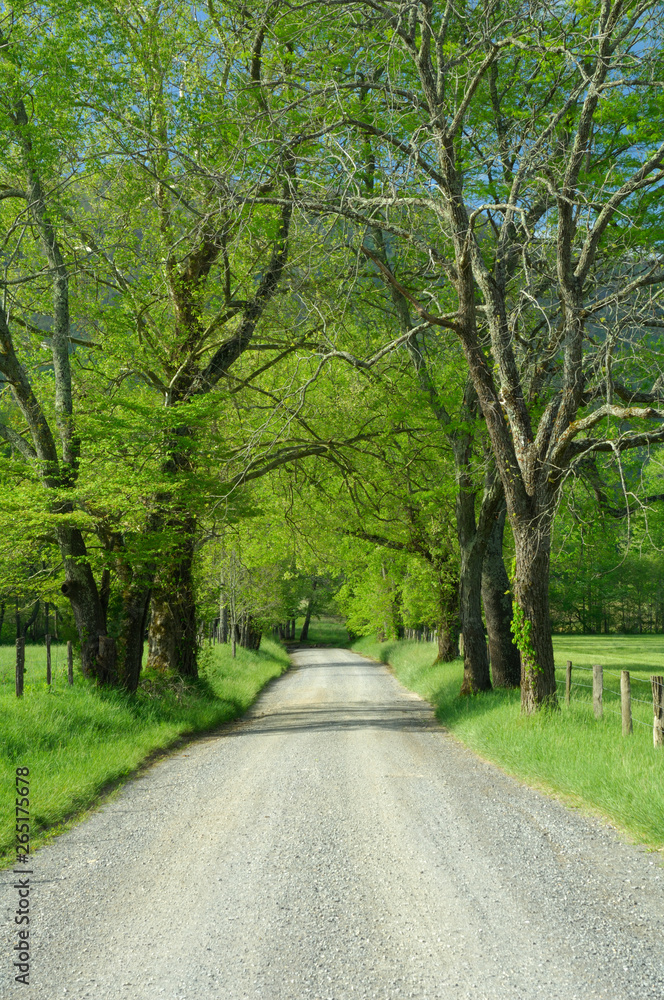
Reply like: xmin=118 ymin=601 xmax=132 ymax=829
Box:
xmin=291 ymin=616 xmax=351 ymax=646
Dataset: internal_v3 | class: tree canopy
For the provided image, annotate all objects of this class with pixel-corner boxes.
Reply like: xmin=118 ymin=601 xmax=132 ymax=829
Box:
xmin=2 ymin=0 xmax=664 ymax=711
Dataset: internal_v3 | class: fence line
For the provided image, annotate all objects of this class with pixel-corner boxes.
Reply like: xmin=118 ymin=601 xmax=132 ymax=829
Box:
xmin=7 ymin=636 xmax=73 ymax=695
xmin=571 ymin=662 xmax=653 ymax=686
xmin=8 ymin=632 xmax=664 ymax=751
xmin=560 ymin=659 xmax=664 ymax=746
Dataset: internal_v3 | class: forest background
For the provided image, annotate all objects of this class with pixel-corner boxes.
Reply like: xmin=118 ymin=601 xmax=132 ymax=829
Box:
xmin=3 ymin=0 xmax=664 ymax=714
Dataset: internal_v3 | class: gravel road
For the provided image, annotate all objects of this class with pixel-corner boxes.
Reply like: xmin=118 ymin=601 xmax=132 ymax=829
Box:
xmin=2 ymin=647 xmax=664 ymax=1000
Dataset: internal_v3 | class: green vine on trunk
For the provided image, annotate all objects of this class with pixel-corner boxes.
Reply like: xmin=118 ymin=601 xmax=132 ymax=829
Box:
xmin=508 ymin=560 xmax=539 ymax=673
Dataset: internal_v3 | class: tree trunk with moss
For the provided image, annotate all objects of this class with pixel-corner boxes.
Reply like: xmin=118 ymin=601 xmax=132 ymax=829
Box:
xmin=511 ymin=506 xmax=557 ymax=711
xmin=147 ymin=516 xmax=198 ymax=678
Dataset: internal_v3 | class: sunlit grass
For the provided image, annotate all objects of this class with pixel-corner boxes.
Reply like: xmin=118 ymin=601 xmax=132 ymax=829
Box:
xmin=352 ymin=634 xmax=664 ymax=849
xmin=0 ymin=638 xmax=289 ymax=866
xmin=292 ymin=616 xmax=350 ymax=646
xmin=552 ymin=634 xmax=664 ymax=674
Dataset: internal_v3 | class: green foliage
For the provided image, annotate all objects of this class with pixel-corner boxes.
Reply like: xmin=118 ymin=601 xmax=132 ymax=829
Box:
xmin=2 ymin=0 xmax=664 ymax=704
xmin=510 ymin=599 xmax=539 ymax=672
xmin=550 ymin=454 xmax=664 ymax=633
xmin=508 ymin=559 xmax=539 ymax=669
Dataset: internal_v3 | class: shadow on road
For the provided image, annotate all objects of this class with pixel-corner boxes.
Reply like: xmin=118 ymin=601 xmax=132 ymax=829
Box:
xmin=290 ymin=654 xmax=369 ymax=668
xmin=228 ymin=701 xmax=440 ymax=737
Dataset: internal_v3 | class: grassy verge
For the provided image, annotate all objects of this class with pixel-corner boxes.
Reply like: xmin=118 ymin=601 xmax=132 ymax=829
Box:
xmin=0 ymin=637 xmax=289 ymax=866
xmin=352 ymin=634 xmax=664 ymax=850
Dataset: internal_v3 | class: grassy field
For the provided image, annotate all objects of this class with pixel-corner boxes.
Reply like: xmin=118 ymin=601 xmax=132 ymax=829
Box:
xmin=352 ymin=634 xmax=664 ymax=850
xmin=292 ymin=616 xmax=351 ymax=646
xmin=0 ymin=638 xmax=289 ymax=867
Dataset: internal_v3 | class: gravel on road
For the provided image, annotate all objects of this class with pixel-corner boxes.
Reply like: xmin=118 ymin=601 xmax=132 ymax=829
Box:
xmin=2 ymin=647 xmax=664 ymax=1000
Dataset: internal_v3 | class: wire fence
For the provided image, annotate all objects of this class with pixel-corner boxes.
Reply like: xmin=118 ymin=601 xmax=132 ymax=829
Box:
xmin=556 ymin=659 xmax=664 ymax=744
xmin=6 ymin=633 xmax=664 ymax=752
xmin=404 ymin=633 xmax=663 ymax=746
xmin=5 ymin=636 xmax=74 ymax=696
xmin=405 ymin=631 xmax=664 ymax=745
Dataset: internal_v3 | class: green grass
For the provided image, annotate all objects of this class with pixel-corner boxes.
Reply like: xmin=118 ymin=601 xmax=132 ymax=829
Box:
xmin=292 ymin=616 xmax=351 ymax=646
xmin=352 ymin=634 xmax=664 ymax=850
xmin=552 ymin=633 xmax=664 ymax=672
xmin=0 ymin=638 xmax=289 ymax=867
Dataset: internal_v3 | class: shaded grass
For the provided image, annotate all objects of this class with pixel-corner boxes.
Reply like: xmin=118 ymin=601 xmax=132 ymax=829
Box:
xmin=0 ymin=638 xmax=289 ymax=866
xmin=352 ymin=635 xmax=664 ymax=850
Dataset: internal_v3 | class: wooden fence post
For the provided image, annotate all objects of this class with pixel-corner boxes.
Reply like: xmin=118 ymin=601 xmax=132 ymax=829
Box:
xmin=652 ymin=675 xmax=664 ymax=748
xmin=621 ymin=670 xmax=632 ymax=736
xmin=592 ymin=664 xmax=603 ymax=719
xmin=67 ymin=640 xmax=73 ymax=686
xmin=565 ymin=660 xmax=572 ymax=705
xmin=15 ymin=636 xmax=25 ymax=697
xmin=46 ymin=634 xmax=52 ymax=686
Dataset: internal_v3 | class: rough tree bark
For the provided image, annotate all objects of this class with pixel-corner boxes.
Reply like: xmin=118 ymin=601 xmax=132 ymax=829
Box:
xmin=456 ymin=482 xmax=491 ymax=693
xmin=147 ymin=516 xmax=197 ymax=677
xmin=435 ymin=581 xmax=459 ymax=661
xmin=143 ymin=168 xmax=293 ymax=676
xmin=116 ymin=580 xmax=152 ymax=692
xmin=482 ymin=504 xmax=521 ymax=688
xmin=511 ymin=502 xmax=557 ymax=711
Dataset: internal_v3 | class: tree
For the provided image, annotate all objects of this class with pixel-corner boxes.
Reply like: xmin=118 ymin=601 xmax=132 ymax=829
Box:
xmin=269 ymin=0 xmax=664 ymax=709
xmin=0 ymin=6 xmax=123 ymax=679
xmin=361 ymin=238 xmax=519 ymax=689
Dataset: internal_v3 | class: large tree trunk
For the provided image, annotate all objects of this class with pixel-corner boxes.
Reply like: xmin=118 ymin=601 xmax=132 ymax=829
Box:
xmin=238 ymin=614 xmax=262 ymax=650
xmin=435 ymin=580 xmax=459 ymax=661
xmin=512 ymin=507 xmax=558 ymax=711
xmin=57 ymin=524 xmax=111 ymax=678
xmin=300 ymin=578 xmax=318 ymax=640
xmin=147 ymin=518 xmax=198 ymax=678
xmin=482 ymin=504 xmax=520 ymax=688
xmin=116 ymin=574 xmax=153 ymax=693
xmin=220 ymin=604 xmax=229 ymax=643
xmin=300 ymin=597 xmax=314 ymax=641
xmin=456 ymin=484 xmax=492 ymax=694
xmin=0 ymin=95 xmax=117 ymax=681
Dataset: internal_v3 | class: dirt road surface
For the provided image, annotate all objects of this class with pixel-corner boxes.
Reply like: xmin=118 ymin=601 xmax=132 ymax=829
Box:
xmin=2 ymin=648 xmax=663 ymax=999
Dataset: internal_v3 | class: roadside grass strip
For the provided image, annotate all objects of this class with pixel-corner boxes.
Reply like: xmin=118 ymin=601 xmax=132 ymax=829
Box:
xmin=352 ymin=634 xmax=664 ymax=850
xmin=0 ymin=638 xmax=289 ymax=866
